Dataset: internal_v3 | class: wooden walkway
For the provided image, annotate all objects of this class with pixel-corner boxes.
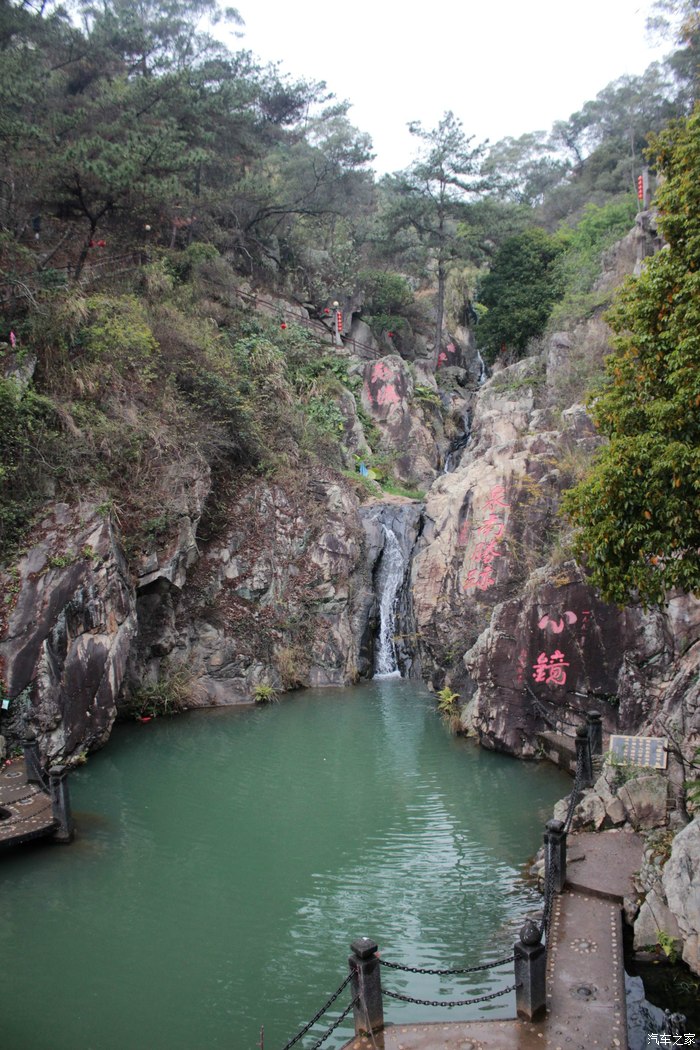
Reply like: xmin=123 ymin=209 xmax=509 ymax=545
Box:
xmin=342 ymin=830 xmax=644 ymax=1050
xmin=0 ymin=758 xmax=58 ymax=849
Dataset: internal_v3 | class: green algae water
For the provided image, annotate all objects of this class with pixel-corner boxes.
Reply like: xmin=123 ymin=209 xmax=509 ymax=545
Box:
xmin=0 ymin=680 xmax=570 ymax=1050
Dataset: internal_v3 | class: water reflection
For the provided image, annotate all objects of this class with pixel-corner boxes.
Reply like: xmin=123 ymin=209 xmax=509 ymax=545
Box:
xmin=0 ymin=680 xmax=570 ymax=1050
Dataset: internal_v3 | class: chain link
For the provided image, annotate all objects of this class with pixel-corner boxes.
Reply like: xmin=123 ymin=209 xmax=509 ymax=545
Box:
xmin=305 ymin=997 xmax=358 ymax=1050
xmin=378 ymin=953 xmax=514 ymax=976
xmin=278 ymin=973 xmax=353 ymax=1050
xmin=541 ymin=835 xmax=556 ymax=940
xmin=564 ymin=747 xmax=585 ymax=835
xmin=2 ymin=789 xmax=43 ymax=806
xmin=1 ymin=801 xmax=55 ymax=826
xmin=527 ymin=687 xmax=582 ymax=735
xmin=383 ymin=983 xmax=517 ymax=1008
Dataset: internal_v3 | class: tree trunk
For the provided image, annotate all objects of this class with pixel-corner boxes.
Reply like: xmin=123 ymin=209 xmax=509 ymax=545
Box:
xmin=74 ymin=219 xmax=97 ymax=282
xmin=434 ymin=203 xmax=447 ymax=366
xmin=435 ymin=260 xmax=445 ymax=367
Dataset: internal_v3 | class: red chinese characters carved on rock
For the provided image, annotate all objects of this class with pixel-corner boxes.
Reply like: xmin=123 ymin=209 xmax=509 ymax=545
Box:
xmin=581 ymin=610 xmax=591 ymax=638
xmin=538 ymin=611 xmax=578 ymax=634
xmin=532 ymin=649 xmax=569 ymax=686
xmin=484 ymin=486 xmax=509 ymax=511
xmin=463 ymin=485 xmax=510 ymax=592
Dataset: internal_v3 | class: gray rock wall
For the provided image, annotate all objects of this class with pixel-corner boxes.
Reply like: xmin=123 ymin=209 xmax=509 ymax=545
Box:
xmin=0 ymin=504 xmax=137 ymax=764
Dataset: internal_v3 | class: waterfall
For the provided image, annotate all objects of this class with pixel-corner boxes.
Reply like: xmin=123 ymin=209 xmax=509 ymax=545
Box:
xmin=443 ymin=409 xmax=472 ymax=473
xmin=373 ymin=524 xmax=406 ymax=678
xmin=360 ymin=501 xmax=422 ymax=681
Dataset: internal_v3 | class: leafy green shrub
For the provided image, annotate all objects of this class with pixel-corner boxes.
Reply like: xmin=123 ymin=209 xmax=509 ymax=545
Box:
xmin=436 ymin=686 xmax=460 ymax=714
xmin=656 ymin=929 xmax=681 ymax=963
xmin=357 ymin=270 xmax=414 ymax=342
xmin=127 ymin=668 xmax=197 ymax=719
xmin=81 ymin=295 xmax=158 ymax=368
xmin=548 ymin=197 xmax=637 ymax=328
xmin=359 ymin=269 xmax=413 ymax=314
xmin=185 ymin=242 xmax=220 ymax=266
xmin=252 ymin=683 xmax=278 ymax=704
xmin=0 ymin=378 xmax=58 ymax=557
xmin=476 ymin=228 xmax=565 ymax=363
xmin=413 ymin=385 xmax=442 ymax=408
xmin=303 ymin=396 xmax=345 ymax=437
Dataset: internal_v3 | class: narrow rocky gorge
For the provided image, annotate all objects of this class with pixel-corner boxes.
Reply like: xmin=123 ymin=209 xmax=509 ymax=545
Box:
xmin=1 ymin=210 xmax=698 ymax=977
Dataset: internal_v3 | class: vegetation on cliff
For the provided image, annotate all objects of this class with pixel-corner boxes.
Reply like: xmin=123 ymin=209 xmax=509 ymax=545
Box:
xmin=0 ymin=0 xmax=698 ymax=580
xmin=563 ymin=105 xmax=700 ymax=606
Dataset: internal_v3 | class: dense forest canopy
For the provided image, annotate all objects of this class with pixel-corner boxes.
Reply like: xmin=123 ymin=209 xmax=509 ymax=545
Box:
xmin=1 ymin=0 xmax=696 ymax=298
xmin=1 ymin=0 xmax=699 ymax=603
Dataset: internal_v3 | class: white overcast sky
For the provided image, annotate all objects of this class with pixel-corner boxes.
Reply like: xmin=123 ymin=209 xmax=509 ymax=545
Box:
xmin=224 ymin=0 xmax=669 ymax=173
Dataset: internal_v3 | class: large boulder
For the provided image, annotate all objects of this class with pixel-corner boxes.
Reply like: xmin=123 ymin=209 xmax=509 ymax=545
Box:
xmin=633 ymin=886 xmax=683 ymax=952
xmin=618 ymin=775 xmax=669 ymax=831
xmin=662 ymin=818 xmax=700 ymax=975
xmin=0 ymin=503 xmax=137 ymax=763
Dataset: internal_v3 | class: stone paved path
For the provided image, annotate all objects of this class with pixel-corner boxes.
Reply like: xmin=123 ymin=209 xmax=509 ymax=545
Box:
xmin=0 ymin=757 xmax=57 ymax=848
xmin=341 ymin=830 xmax=644 ymax=1050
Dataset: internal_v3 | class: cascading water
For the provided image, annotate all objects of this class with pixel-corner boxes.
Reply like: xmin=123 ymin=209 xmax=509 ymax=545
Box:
xmin=373 ymin=524 xmax=406 ymax=678
xmin=443 ymin=409 xmax=472 ymax=474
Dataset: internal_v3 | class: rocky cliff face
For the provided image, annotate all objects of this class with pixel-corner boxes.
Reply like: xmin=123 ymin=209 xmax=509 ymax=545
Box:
xmin=142 ymin=473 xmax=372 ymax=699
xmin=2 ymin=212 xmax=696 ymax=772
xmin=409 ymin=346 xmax=700 ymax=770
xmin=0 ymin=503 xmax=136 ymax=763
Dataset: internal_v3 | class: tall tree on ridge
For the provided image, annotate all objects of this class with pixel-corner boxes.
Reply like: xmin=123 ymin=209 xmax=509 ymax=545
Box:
xmin=382 ymin=111 xmax=486 ymax=361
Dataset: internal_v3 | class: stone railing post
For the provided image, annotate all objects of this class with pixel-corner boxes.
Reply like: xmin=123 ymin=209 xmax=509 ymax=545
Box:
xmin=23 ymin=732 xmax=44 ymax=785
xmin=586 ymin=710 xmax=603 ymax=758
xmin=48 ymin=765 xmax=74 ymax=843
xmin=544 ymin=818 xmax=567 ymax=894
xmin=575 ymin=724 xmax=593 ymax=788
xmin=514 ymin=919 xmax=546 ymax=1022
xmin=349 ymin=937 xmax=384 ymax=1037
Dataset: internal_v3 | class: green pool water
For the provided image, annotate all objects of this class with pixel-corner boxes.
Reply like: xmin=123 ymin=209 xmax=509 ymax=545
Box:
xmin=0 ymin=679 xmax=571 ymax=1050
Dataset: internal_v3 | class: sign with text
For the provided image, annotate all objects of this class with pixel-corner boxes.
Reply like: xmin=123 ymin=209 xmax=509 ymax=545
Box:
xmin=609 ymin=735 xmax=668 ymax=770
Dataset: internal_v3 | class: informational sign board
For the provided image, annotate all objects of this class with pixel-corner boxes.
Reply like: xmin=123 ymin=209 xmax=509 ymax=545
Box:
xmin=609 ymin=735 xmax=668 ymax=770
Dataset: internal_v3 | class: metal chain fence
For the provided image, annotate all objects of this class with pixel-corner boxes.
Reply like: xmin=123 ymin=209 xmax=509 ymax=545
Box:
xmin=378 ymin=953 xmax=515 ymax=975
xmin=527 ymin=687 xmax=582 ymax=737
xmin=305 ymin=997 xmax=358 ymax=1050
xmin=540 ymin=834 xmax=556 ymax=940
xmin=278 ymin=973 xmax=354 ymax=1050
xmin=2 ymin=801 xmax=54 ymax=825
xmin=382 ymin=984 xmax=517 ymax=1008
xmin=564 ymin=747 xmax=586 ymax=836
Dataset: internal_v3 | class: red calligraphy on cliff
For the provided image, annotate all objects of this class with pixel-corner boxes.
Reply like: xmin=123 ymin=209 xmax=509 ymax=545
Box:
xmin=538 ymin=611 xmax=577 ymax=634
xmin=463 ymin=485 xmax=510 ymax=592
xmin=532 ymin=649 xmax=569 ymax=686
